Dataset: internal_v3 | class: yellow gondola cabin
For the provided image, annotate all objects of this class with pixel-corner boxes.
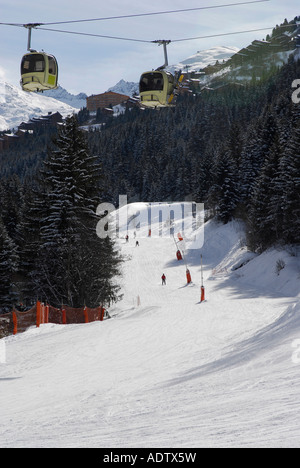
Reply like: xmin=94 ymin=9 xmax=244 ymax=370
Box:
xmin=20 ymin=52 xmax=58 ymax=92
xmin=139 ymin=70 xmax=176 ymax=108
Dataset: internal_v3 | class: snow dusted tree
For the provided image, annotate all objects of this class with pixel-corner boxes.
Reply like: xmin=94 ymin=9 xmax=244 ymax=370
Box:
xmin=248 ymin=118 xmax=282 ymax=251
xmin=0 ymin=219 xmax=19 ymax=312
xmin=239 ymin=113 xmax=273 ymax=209
xmin=208 ymin=145 xmax=239 ymax=224
xmin=279 ymin=124 xmax=300 ymax=244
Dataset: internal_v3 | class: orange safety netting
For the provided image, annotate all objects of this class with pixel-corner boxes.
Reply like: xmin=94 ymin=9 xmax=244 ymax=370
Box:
xmin=48 ymin=305 xmax=63 ymax=325
xmin=61 ymin=305 xmax=104 ymax=324
xmin=13 ymin=304 xmax=37 ymax=335
xmin=0 ymin=301 xmax=105 ymax=336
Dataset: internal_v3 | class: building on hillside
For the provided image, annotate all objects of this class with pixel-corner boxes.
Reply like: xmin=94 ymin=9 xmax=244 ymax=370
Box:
xmin=0 ymin=112 xmax=63 ymax=153
xmin=18 ymin=111 xmax=63 ymax=131
xmin=86 ymin=91 xmax=131 ymax=112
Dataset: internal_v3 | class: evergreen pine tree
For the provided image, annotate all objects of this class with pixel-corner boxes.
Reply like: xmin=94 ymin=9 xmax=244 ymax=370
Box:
xmin=248 ymin=128 xmax=282 ymax=251
xmin=0 ymin=219 xmax=19 ymax=313
xmin=239 ymin=121 xmax=265 ymax=206
xmin=25 ymin=115 xmax=122 ymax=308
xmin=208 ymin=147 xmax=239 ymax=224
xmin=279 ymin=125 xmax=300 ymax=244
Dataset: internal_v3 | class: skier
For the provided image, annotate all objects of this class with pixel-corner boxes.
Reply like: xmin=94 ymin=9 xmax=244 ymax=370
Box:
xmin=125 ymin=234 xmax=129 ymax=242
xmin=161 ymin=273 xmax=166 ymax=285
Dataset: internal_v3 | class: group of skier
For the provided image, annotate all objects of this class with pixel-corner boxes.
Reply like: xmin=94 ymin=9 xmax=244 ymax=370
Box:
xmin=125 ymin=234 xmax=139 ymax=247
xmin=124 ymin=234 xmax=167 ymax=286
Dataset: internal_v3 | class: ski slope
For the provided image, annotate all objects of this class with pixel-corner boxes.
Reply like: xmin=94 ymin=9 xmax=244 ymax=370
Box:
xmin=0 ymin=203 xmax=300 ymax=448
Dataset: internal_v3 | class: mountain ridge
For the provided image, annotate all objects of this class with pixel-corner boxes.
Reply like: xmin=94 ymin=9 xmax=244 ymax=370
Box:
xmin=1 ymin=31 xmax=299 ymax=131
xmin=42 ymin=86 xmax=87 ymax=109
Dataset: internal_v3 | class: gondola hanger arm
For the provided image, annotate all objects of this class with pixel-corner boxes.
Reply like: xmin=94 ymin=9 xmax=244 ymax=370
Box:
xmin=152 ymin=40 xmax=172 ymax=68
xmin=23 ymin=23 xmax=42 ymax=51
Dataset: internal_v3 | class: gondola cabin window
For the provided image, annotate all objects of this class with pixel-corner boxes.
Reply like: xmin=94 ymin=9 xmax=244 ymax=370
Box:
xmin=48 ymin=56 xmax=57 ymax=75
xmin=140 ymin=73 xmax=164 ymax=92
xmin=21 ymin=54 xmax=45 ymax=74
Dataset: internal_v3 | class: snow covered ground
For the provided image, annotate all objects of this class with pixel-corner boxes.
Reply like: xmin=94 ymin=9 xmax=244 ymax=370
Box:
xmin=0 ymin=203 xmax=300 ymax=448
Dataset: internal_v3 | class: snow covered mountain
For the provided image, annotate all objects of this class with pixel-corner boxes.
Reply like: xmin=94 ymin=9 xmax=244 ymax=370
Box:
xmin=167 ymin=45 xmax=240 ymax=74
xmin=108 ymin=79 xmax=139 ymax=97
xmin=1 ymin=202 xmax=299 ymax=447
xmin=107 ymin=44 xmax=298 ymax=98
xmin=106 ymin=47 xmax=240 ymax=95
xmin=0 ymin=82 xmax=80 ymax=131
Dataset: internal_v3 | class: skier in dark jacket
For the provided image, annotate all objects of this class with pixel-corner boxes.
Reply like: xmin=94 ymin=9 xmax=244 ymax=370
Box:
xmin=161 ymin=273 xmax=166 ymax=285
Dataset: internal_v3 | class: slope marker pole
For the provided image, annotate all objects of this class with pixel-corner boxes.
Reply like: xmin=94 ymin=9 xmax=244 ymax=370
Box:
xmin=200 ymin=254 xmax=205 ymax=302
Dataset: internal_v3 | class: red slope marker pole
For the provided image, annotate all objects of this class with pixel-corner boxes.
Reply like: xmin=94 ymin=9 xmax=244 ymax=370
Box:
xmin=200 ymin=254 xmax=205 ymax=303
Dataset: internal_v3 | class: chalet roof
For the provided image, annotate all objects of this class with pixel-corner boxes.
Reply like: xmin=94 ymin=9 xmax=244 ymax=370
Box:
xmin=87 ymin=90 xmax=130 ymax=100
xmin=0 ymin=112 xmax=63 ymax=152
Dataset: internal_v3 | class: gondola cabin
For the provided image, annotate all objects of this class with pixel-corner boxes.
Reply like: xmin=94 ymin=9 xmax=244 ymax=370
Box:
xmin=139 ymin=70 xmax=176 ymax=108
xmin=20 ymin=52 xmax=58 ymax=92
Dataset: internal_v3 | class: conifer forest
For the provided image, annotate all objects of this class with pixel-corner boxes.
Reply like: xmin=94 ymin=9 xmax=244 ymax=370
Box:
xmin=0 ymin=54 xmax=299 ymax=313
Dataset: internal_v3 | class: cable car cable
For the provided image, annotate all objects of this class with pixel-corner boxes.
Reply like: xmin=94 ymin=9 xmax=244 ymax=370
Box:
xmin=171 ymin=26 xmax=286 ymax=42
xmin=37 ymin=26 xmax=152 ymax=43
xmin=35 ymin=23 xmax=297 ymax=45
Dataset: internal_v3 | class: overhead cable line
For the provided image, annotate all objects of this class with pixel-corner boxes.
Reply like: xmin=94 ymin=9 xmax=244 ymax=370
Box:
xmin=37 ymin=26 xmax=152 ymax=43
xmin=0 ymin=23 xmax=24 ymax=27
xmin=0 ymin=0 xmax=270 ymax=27
xmin=171 ymin=26 xmax=286 ymax=42
xmin=35 ymin=23 xmax=297 ymax=45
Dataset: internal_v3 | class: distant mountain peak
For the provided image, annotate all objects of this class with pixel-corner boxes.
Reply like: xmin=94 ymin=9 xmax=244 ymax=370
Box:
xmin=108 ymin=79 xmax=139 ymax=97
xmin=42 ymin=85 xmax=87 ymax=108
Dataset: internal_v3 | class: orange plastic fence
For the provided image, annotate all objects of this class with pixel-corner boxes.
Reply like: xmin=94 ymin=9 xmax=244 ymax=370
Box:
xmin=13 ymin=304 xmax=37 ymax=334
xmin=0 ymin=302 xmax=106 ymax=336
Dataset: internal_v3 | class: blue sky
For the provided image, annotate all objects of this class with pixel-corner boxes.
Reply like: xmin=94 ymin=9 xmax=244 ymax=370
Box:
xmin=0 ymin=0 xmax=299 ymax=95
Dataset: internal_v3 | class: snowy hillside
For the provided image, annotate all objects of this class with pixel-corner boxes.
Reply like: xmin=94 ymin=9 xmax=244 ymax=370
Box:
xmin=167 ymin=46 xmax=240 ymax=74
xmin=106 ymin=47 xmax=239 ymax=94
xmin=1 ymin=203 xmax=299 ymax=448
xmin=0 ymin=82 xmax=79 ymax=131
xmin=107 ymin=44 xmax=298 ymax=95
